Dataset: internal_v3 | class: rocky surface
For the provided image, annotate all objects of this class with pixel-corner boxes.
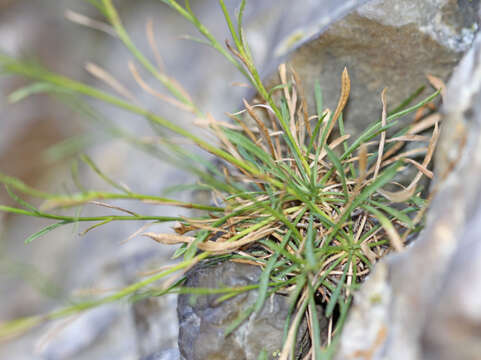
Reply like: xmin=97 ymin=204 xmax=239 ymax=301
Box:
xmin=178 ymin=261 xmax=313 ymax=360
xmin=335 ymin=29 xmax=481 ymax=360
xmin=277 ymin=0 xmax=480 ymax=137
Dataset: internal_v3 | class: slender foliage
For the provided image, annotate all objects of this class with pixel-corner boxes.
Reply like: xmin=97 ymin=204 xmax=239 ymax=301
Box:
xmin=0 ymin=1 xmax=441 ymax=358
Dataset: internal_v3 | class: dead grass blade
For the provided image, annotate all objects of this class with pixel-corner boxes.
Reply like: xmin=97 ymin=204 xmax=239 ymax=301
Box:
xmin=88 ymin=200 xmax=138 ymax=216
xmin=146 ymin=19 xmax=165 ymax=72
xmin=86 ymin=62 xmax=138 ymax=103
xmin=426 ymin=74 xmax=447 ymax=99
xmin=378 ymin=120 xmax=439 ymax=202
xmin=65 ymin=10 xmax=116 ymax=37
xmin=403 ymin=158 xmax=433 ymax=178
xmin=279 ymin=291 xmax=308 ymax=360
xmin=128 ymin=61 xmax=194 ymax=113
xmin=243 ymin=99 xmax=277 ymax=158
xmin=121 ymin=222 xmax=156 ymax=244
xmin=377 ymin=185 xmax=416 ymax=203
xmin=373 ymin=88 xmax=387 ymax=179
xmin=324 ymin=67 xmax=351 ymax=145
xmin=358 ymin=143 xmax=368 ymax=186
xmin=291 ymin=66 xmax=311 ymax=137
xmin=143 ymin=232 xmax=194 ymax=245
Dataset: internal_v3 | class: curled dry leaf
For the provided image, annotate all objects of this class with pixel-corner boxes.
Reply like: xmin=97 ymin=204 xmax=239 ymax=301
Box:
xmin=143 ymin=232 xmax=194 ymax=245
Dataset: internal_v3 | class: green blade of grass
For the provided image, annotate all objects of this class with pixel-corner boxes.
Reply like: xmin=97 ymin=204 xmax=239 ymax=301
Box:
xmin=319 ymin=296 xmax=353 ymax=360
xmin=0 ymin=56 xmax=266 ymax=183
xmin=4 ymin=186 xmax=39 ymax=214
xmin=386 ymin=90 xmax=440 ymax=122
xmin=0 ymin=251 xmax=211 ymax=340
xmin=8 ymin=82 xmax=70 ymax=103
xmin=80 ymin=154 xmax=131 ymax=194
xmin=362 ymin=204 xmax=404 ymax=251
xmin=0 ymin=205 xmax=183 ymax=223
xmin=0 ymin=172 xmax=53 ymax=199
xmin=325 ymin=253 xmax=352 ymax=317
xmin=389 ymin=85 xmax=425 ymax=115
xmin=25 ymin=221 xmax=70 ymax=244
xmin=283 ymin=274 xmax=306 ymax=343
xmin=368 ymin=199 xmax=414 ymax=228
xmin=159 ymin=0 xmax=249 ymax=79
xmin=338 ymin=113 xmax=356 ymax=178
xmin=325 ymin=147 xmax=348 ymax=199
xmin=305 ymin=213 xmax=317 ymax=270
xmin=257 ymin=350 xmax=268 ymax=360
xmin=307 ymin=280 xmax=322 ymax=360
xmin=102 ymin=0 xmax=198 ymax=113
xmin=326 ymin=161 xmax=402 ymax=243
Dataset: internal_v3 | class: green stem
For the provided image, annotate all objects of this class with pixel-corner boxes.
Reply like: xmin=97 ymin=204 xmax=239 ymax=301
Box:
xmin=0 ymin=205 xmax=182 ymax=222
xmin=102 ymin=0 xmax=200 ymax=115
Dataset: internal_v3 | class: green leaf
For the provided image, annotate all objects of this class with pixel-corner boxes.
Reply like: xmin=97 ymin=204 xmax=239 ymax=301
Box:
xmin=387 ymin=90 xmax=440 ymax=122
xmin=223 ymin=128 xmax=273 ymax=167
xmin=80 ymin=154 xmax=131 ymax=194
xmin=325 ymin=254 xmax=351 ymax=317
xmin=307 ymin=282 xmax=322 ymax=360
xmin=326 ymin=161 xmax=401 ymax=243
xmin=4 ymin=185 xmax=39 ymax=213
xmin=339 ymin=113 xmax=356 ymax=178
xmin=325 ymin=147 xmax=348 ymax=199
xmin=8 ymin=82 xmax=70 ymax=103
xmin=237 ymin=0 xmax=247 ymax=41
xmin=307 ymin=81 xmax=324 ymax=153
xmin=257 ymin=350 xmax=268 ymax=360
xmin=25 ymin=221 xmax=70 ymax=244
xmin=340 ymin=121 xmax=397 ymax=161
xmin=368 ymin=199 xmax=414 ymax=228
xmin=305 ymin=213 xmax=317 ymax=270
xmin=282 ymin=274 xmax=306 ymax=343
xmin=389 ymin=85 xmax=425 ymax=115
xmin=362 ymin=204 xmax=403 ymax=250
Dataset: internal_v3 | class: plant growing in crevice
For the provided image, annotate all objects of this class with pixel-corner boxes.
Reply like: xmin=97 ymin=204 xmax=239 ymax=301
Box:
xmin=0 ymin=0 xmax=442 ymax=358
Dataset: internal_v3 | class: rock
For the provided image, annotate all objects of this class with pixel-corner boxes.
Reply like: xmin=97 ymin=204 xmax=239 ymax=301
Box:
xmin=133 ymin=295 xmax=178 ymax=357
xmin=141 ymin=348 xmax=180 ymax=360
xmin=421 ymin=210 xmax=481 ymax=360
xmin=37 ymin=306 xmax=121 ymax=360
xmin=275 ymin=0 xmax=480 ymax=137
xmin=177 ymin=261 xmax=316 ymax=360
xmin=335 ymin=30 xmax=481 ymax=360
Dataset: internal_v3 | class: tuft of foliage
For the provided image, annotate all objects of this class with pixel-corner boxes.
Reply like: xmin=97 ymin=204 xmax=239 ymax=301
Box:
xmin=0 ymin=0 xmax=442 ymax=358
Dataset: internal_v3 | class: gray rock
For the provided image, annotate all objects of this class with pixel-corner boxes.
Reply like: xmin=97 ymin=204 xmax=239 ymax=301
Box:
xmin=421 ymin=210 xmax=481 ymax=360
xmin=335 ymin=30 xmax=481 ymax=360
xmin=177 ymin=261 xmax=315 ymax=360
xmin=38 ymin=306 xmax=120 ymax=360
xmin=277 ymin=0 xmax=480 ymax=137
xmin=141 ymin=348 xmax=180 ymax=360
xmin=133 ymin=295 xmax=178 ymax=357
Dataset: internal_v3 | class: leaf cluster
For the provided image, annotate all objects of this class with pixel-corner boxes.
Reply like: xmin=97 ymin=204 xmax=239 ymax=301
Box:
xmin=0 ymin=1 xmax=441 ymax=359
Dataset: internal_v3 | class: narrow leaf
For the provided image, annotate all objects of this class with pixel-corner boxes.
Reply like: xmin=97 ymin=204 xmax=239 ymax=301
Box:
xmin=25 ymin=221 xmax=69 ymax=244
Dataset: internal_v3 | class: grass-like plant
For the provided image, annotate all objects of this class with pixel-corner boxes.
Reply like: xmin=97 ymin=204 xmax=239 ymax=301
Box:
xmin=0 ymin=1 xmax=441 ymax=359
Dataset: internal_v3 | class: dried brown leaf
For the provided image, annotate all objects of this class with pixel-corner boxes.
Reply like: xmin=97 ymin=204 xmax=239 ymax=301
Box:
xmin=324 ymin=67 xmax=350 ymax=144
